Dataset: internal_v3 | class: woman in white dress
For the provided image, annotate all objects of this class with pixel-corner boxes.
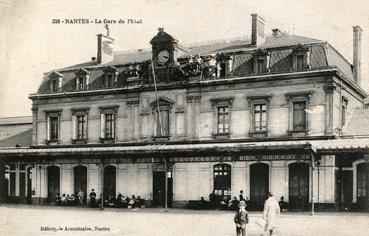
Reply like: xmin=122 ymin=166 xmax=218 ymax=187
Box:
xmin=263 ymin=192 xmax=281 ymax=236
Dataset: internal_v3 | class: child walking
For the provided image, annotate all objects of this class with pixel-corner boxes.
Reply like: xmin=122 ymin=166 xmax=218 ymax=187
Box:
xmin=234 ymin=201 xmax=248 ymax=236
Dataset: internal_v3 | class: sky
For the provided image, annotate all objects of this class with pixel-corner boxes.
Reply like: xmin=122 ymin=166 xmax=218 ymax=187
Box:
xmin=0 ymin=0 xmax=368 ymax=118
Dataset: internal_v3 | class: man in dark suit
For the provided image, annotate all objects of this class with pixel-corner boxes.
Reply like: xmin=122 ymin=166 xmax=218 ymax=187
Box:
xmin=234 ymin=201 xmax=248 ymax=236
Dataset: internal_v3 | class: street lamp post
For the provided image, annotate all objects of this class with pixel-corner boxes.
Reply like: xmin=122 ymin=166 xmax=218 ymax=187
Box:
xmin=316 ymin=161 xmax=321 ymax=212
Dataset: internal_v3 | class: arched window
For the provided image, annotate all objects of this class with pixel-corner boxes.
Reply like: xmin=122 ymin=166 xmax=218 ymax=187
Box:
xmin=213 ymin=163 xmax=231 ymax=197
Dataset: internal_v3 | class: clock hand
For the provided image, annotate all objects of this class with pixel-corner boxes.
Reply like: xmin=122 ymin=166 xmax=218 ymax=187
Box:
xmin=163 ymin=56 xmax=169 ymax=59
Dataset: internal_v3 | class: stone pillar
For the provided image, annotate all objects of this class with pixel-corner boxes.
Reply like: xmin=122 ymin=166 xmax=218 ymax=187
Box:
xmin=0 ymin=159 xmax=5 ymax=203
xmin=60 ymin=164 xmax=73 ymax=195
xmin=185 ymin=96 xmax=194 ymax=139
xmin=185 ymin=95 xmax=201 ymax=140
xmin=31 ymin=105 xmax=38 ymax=146
xmin=270 ymin=161 xmax=287 ymax=201
xmin=127 ymin=97 xmax=140 ymax=140
xmin=232 ymin=162 xmax=247 ymax=199
xmin=324 ymin=83 xmax=336 ymax=136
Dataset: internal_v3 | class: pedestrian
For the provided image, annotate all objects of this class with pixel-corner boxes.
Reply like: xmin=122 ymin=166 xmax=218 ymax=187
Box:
xmin=239 ymin=190 xmax=245 ymax=202
xmin=89 ymin=189 xmax=96 ymax=207
xmin=263 ymin=192 xmax=281 ymax=236
xmin=77 ymin=189 xmax=84 ymax=207
xmin=234 ymin=201 xmax=248 ymax=236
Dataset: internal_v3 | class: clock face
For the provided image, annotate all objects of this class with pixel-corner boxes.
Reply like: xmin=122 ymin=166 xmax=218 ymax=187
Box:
xmin=157 ymin=50 xmax=170 ymax=64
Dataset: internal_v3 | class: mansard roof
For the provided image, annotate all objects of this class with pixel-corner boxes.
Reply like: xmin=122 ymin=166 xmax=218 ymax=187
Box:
xmin=35 ymin=33 xmax=360 ymax=95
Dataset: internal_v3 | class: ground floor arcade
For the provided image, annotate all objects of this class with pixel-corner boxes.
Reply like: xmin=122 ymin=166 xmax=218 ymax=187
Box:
xmin=0 ymin=140 xmax=368 ymax=211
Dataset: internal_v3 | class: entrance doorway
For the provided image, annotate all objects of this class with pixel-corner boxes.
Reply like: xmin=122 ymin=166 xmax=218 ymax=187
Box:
xmin=152 ymin=171 xmax=173 ymax=207
xmin=47 ymin=166 xmax=60 ymax=204
xmin=250 ymin=163 xmax=269 ymax=210
xmin=357 ymin=163 xmax=369 ymax=211
xmin=103 ymin=165 xmax=116 ymax=199
xmin=289 ymin=162 xmax=309 ymax=211
xmin=73 ymin=165 xmax=87 ymax=203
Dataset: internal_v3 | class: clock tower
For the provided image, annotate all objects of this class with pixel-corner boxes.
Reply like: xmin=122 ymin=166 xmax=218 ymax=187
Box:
xmin=150 ymin=28 xmax=179 ymax=67
xmin=150 ymin=28 xmax=184 ymax=82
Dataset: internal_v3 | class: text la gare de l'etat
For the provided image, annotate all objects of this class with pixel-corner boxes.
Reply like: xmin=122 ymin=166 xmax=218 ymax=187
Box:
xmin=52 ymin=18 xmax=142 ymax=24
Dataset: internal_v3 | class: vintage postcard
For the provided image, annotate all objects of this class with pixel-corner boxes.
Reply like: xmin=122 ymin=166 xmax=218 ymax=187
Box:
xmin=0 ymin=0 xmax=368 ymax=235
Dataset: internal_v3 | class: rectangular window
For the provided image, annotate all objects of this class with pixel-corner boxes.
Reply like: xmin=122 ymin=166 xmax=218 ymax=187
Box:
xmin=50 ymin=80 xmax=58 ymax=93
xmin=76 ymin=77 xmax=86 ymax=91
xmin=76 ymin=115 xmax=86 ymax=139
xmin=156 ymin=110 xmax=170 ymax=136
xmin=254 ymin=104 xmax=267 ymax=131
xmin=105 ymin=114 xmax=114 ymax=138
xmin=296 ymin=55 xmax=305 ymax=71
xmin=256 ymin=59 xmax=264 ymax=73
xmin=105 ymin=74 xmax=114 ymax=88
xmin=49 ymin=116 xmax=59 ymax=140
xmin=293 ymin=102 xmax=307 ymax=130
xmin=217 ymin=106 xmax=230 ymax=134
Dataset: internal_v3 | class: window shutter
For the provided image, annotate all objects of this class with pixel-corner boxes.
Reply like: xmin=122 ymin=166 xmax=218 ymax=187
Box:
xmin=72 ymin=115 xmax=76 ymax=139
xmin=47 ymin=116 xmax=50 ymax=141
xmin=100 ymin=113 xmax=105 ymax=139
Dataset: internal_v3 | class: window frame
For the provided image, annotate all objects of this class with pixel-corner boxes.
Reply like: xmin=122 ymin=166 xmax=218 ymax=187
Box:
xmin=150 ymin=97 xmax=174 ymax=139
xmin=99 ymin=105 xmax=119 ymax=143
xmin=215 ymin=53 xmax=232 ymax=78
xmin=211 ymin=98 xmax=234 ymax=139
xmin=213 ymin=163 xmax=232 ymax=197
xmin=292 ymin=101 xmax=307 ymax=131
xmin=292 ymin=44 xmax=311 ymax=71
xmin=253 ymin=49 xmax=270 ymax=74
xmin=285 ymin=92 xmax=313 ymax=136
xmin=247 ymin=96 xmax=271 ymax=137
xmin=103 ymin=66 xmax=118 ymax=89
xmin=48 ymin=71 xmax=62 ymax=93
xmin=71 ymin=108 xmax=90 ymax=144
xmin=45 ymin=110 xmax=63 ymax=144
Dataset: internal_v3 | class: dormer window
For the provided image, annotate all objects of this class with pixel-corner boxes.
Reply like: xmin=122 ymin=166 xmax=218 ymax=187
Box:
xmin=292 ymin=44 xmax=310 ymax=71
xmin=103 ymin=65 xmax=117 ymax=88
xmin=75 ymin=68 xmax=89 ymax=91
xmin=216 ymin=53 xmax=232 ymax=78
xmin=48 ymin=71 xmax=62 ymax=93
xmin=253 ymin=49 xmax=270 ymax=74
xmin=50 ymin=80 xmax=59 ymax=93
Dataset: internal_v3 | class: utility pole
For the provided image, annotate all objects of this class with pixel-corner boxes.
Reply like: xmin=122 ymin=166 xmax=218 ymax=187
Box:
xmin=100 ymin=159 xmax=105 ymax=210
xmin=164 ymin=158 xmax=168 ymax=212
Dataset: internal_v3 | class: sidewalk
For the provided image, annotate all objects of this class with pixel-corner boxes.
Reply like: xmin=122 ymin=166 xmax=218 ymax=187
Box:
xmin=1 ymin=204 xmax=368 ymax=236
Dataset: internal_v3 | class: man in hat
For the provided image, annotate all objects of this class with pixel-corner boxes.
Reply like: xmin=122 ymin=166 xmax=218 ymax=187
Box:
xmin=234 ymin=200 xmax=248 ymax=236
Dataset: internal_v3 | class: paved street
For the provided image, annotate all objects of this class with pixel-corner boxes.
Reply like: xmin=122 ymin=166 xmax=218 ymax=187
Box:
xmin=0 ymin=204 xmax=368 ymax=236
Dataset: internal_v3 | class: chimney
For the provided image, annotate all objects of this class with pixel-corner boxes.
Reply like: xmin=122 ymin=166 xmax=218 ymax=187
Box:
xmin=353 ymin=25 xmax=362 ymax=85
xmin=251 ymin=14 xmax=265 ymax=47
xmin=97 ymin=25 xmax=115 ymax=64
